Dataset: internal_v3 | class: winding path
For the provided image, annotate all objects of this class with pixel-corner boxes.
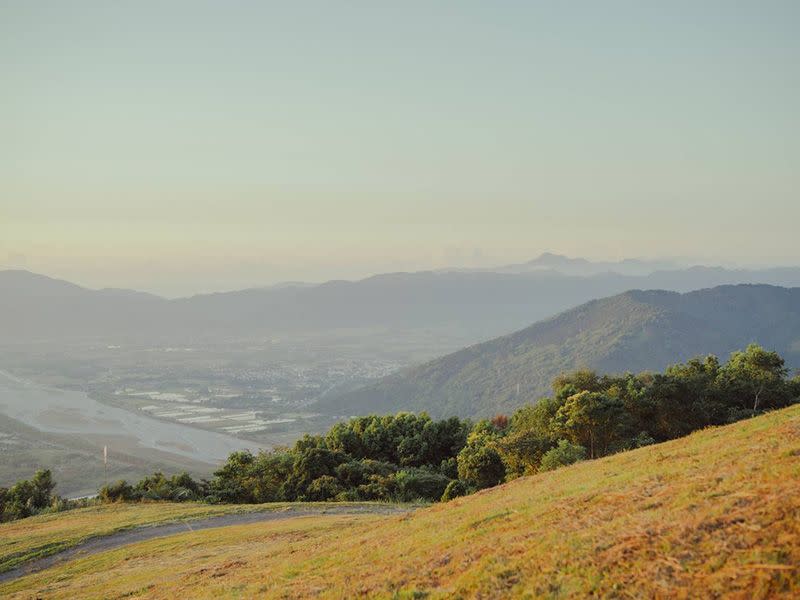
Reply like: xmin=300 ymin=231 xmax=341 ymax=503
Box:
xmin=0 ymin=505 xmax=409 ymax=584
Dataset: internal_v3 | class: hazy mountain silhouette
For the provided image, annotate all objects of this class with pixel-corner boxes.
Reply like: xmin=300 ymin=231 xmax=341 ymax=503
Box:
xmin=491 ymin=252 xmax=682 ymax=276
xmin=4 ymin=267 xmax=800 ymax=345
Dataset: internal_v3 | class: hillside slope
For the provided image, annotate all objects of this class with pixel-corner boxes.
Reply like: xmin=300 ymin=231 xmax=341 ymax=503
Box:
xmin=3 ymin=404 xmax=798 ymax=599
xmin=322 ymin=284 xmax=800 ymax=418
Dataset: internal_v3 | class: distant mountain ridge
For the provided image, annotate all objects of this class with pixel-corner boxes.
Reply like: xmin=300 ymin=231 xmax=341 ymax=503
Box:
xmin=319 ymin=284 xmax=800 ymax=418
xmin=3 ymin=267 xmax=800 ymax=347
xmin=493 ymin=252 xmax=683 ymax=276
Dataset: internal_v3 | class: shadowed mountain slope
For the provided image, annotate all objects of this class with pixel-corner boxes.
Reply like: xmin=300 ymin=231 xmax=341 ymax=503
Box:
xmin=320 ymin=284 xmax=800 ymax=418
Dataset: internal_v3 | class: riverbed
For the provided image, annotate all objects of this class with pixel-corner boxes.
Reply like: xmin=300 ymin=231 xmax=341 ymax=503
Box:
xmin=0 ymin=370 xmax=263 ymax=465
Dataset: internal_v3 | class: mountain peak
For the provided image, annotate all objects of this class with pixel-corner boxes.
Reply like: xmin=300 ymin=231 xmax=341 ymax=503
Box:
xmin=527 ymin=252 xmax=591 ymax=267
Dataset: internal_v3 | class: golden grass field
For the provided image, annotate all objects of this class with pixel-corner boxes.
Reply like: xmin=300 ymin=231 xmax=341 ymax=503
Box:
xmin=0 ymin=502 xmax=297 ymax=574
xmin=2 ymin=404 xmax=799 ymax=599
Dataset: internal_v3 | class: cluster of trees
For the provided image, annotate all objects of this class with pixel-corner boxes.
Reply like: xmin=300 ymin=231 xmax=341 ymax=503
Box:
xmin=99 ymin=472 xmax=207 ymax=503
xmin=496 ymin=344 xmax=799 ymax=477
xmin=3 ymin=345 xmax=792 ymax=521
xmin=100 ymin=345 xmax=798 ymax=506
xmin=103 ymin=413 xmax=472 ymax=504
xmin=0 ymin=469 xmax=59 ymax=522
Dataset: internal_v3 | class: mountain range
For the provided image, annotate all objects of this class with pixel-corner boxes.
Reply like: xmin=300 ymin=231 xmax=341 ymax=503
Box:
xmin=319 ymin=284 xmax=800 ymax=418
xmin=4 ymin=259 xmax=800 ymax=345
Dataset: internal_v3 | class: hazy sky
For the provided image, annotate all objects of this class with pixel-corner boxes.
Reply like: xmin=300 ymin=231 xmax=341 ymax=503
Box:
xmin=2 ymin=1 xmax=798 ymax=296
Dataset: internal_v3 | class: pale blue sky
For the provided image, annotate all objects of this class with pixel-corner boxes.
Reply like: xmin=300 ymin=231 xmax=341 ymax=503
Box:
xmin=1 ymin=1 xmax=798 ymax=295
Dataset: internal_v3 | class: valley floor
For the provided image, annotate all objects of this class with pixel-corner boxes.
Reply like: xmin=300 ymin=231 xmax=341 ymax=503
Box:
xmin=2 ymin=405 xmax=799 ymax=599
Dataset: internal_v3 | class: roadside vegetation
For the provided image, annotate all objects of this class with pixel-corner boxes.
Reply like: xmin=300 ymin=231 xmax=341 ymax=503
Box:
xmin=0 ymin=469 xmax=95 ymax=524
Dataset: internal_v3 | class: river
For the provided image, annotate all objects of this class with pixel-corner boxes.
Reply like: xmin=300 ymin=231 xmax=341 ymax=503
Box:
xmin=0 ymin=370 xmax=263 ymax=465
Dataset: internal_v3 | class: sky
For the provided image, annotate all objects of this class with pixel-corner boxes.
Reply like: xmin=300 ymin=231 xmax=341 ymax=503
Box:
xmin=2 ymin=1 xmax=798 ymax=296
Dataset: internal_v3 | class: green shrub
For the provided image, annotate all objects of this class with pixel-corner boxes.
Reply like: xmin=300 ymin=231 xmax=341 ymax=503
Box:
xmin=441 ymin=479 xmax=472 ymax=502
xmin=457 ymin=443 xmax=505 ymax=489
xmin=306 ymin=475 xmax=343 ymax=501
xmin=538 ymin=440 xmax=586 ymax=472
xmin=99 ymin=480 xmax=136 ymax=502
xmin=394 ymin=469 xmax=451 ymax=502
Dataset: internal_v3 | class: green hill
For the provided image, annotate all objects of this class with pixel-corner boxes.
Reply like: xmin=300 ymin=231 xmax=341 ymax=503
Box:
xmin=2 ymin=404 xmax=798 ymax=599
xmin=320 ymin=284 xmax=800 ymax=418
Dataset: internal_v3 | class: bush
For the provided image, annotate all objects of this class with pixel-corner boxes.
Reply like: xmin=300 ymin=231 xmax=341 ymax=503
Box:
xmin=538 ymin=440 xmax=586 ymax=472
xmin=100 ymin=480 xmax=136 ymax=502
xmin=440 ymin=479 xmax=472 ymax=502
xmin=356 ymin=481 xmax=394 ymax=501
xmin=630 ymin=432 xmax=656 ymax=448
xmin=439 ymin=457 xmax=459 ymax=479
xmin=457 ymin=443 xmax=506 ymax=489
xmin=132 ymin=472 xmax=204 ymax=502
xmin=394 ymin=469 xmax=451 ymax=502
xmin=306 ymin=475 xmax=342 ymax=501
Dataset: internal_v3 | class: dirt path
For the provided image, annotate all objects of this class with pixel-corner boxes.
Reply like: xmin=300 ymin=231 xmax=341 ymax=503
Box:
xmin=0 ymin=505 xmax=409 ymax=584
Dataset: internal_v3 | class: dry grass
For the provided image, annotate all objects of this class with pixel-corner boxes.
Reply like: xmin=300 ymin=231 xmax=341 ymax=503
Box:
xmin=0 ymin=501 xmax=368 ymax=574
xmin=0 ymin=502 xmax=246 ymax=573
xmin=3 ymin=405 xmax=799 ymax=599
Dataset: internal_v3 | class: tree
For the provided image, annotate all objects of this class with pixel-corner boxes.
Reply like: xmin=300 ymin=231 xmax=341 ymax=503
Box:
xmin=3 ymin=480 xmax=35 ymax=520
xmin=285 ymin=447 xmax=347 ymax=500
xmin=720 ymin=344 xmax=789 ymax=413
xmin=538 ymin=440 xmax=586 ymax=472
xmin=552 ymin=370 xmax=602 ymax=398
xmin=30 ymin=469 xmax=56 ymax=509
xmin=457 ymin=442 xmax=505 ymax=489
xmin=248 ymin=451 xmax=294 ymax=502
xmin=306 ymin=475 xmax=342 ymax=501
xmin=497 ymin=399 xmax=563 ymax=476
xmin=421 ymin=416 xmax=471 ymax=466
xmin=496 ymin=430 xmax=553 ymax=477
xmin=645 ymin=355 xmax=724 ymax=440
xmin=553 ymin=391 xmax=627 ymax=458
xmin=490 ymin=414 xmax=509 ymax=431
xmin=211 ymin=451 xmax=257 ymax=502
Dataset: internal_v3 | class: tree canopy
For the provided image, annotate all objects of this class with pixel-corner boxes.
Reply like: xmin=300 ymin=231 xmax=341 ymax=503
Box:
xmin=94 ymin=345 xmax=798 ymax=509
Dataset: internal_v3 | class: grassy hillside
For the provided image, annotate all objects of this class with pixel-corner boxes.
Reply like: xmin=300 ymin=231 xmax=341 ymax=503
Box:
xmin=322 ymin=284 xmax=800 ymax=418
xmin=0 ymin=501 xmax=390 ymax=575
xmin=3 ymin=404 xmax=798 ymax=599
xmin=0 ymin=503 xmax=250 ymax=574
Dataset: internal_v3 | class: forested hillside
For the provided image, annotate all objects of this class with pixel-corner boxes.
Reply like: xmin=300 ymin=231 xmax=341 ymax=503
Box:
xmin=321 ymin=284 xmax=800 ymax=417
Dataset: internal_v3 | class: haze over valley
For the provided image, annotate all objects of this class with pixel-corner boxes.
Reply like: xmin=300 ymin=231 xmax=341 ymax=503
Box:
xmin=3 ymin=257 xmax=800 ymax=494
xmin=2 ymin=3 xmax=798 ymax=597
